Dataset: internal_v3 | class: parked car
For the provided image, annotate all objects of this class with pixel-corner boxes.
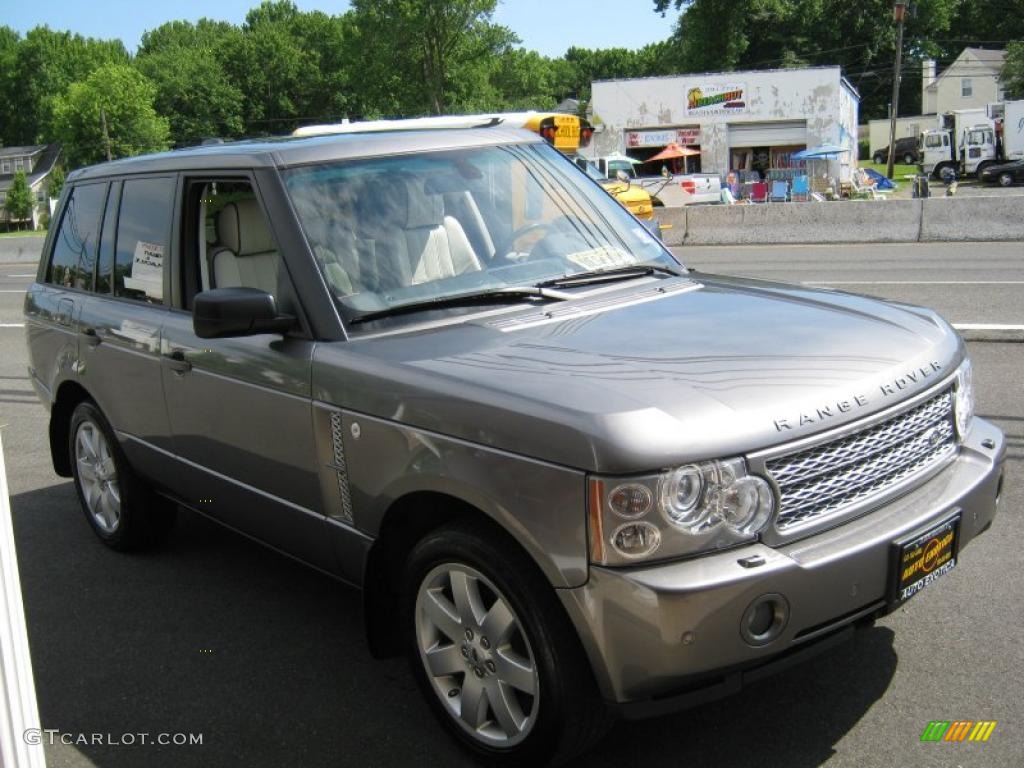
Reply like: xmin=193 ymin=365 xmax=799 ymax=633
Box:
xmin=25 ymin=127 xmax=1005 ymax=766
xmin=978 ymin=158 xmax=1024 ymax=186
xmin=873 ymin=136 xmax=919 ymax=165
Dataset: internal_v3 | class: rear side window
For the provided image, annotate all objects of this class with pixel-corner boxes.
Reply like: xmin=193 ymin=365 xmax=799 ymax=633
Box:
xmin=113 ymin=176 xmax=176 ymax=303
xmin=47 ymin=182 xmax=107 ymax=290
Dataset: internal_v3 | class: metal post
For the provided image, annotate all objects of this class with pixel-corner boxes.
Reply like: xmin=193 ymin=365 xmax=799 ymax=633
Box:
xmin=886 ymin=3 xmax=908 ymax=180
xmin=100 ymin=108 xmax=113 ymax=163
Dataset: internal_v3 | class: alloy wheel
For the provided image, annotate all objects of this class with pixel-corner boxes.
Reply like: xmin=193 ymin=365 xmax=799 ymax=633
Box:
xmin=75 ymin=420 xmax=121 ymax=533
xmin=415 ymin=562 xmax=539 ymax=747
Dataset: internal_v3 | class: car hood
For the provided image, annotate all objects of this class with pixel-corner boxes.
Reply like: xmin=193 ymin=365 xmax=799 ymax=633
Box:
xmin=315 ymin=274 xmax=962 ymax=472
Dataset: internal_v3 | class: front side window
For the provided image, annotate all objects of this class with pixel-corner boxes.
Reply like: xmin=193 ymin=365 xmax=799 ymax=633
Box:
xmin=284 ymin=143 xmax=677 ymax=330
xmin=113 ymin=176 xmax=176 ymax=303
xmin=961 ymin=78 xmax=973 ymax=97
xmin=180 ymin=179 xmax=283 ymax=308
xmin=47 ymin=182 xmax=107 ymax=290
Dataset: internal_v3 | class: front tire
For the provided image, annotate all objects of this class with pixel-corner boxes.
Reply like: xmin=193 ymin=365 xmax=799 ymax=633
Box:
xmin=873 ymin=152 xmax=885 ymax=164
xmin=903 ymin=152 xmax=915 ymax=165
xmin=999 ymin=172 xmax=1014 ymax=187
xmin=69 ymin=400 xmax=176 ymax=550
xmin=402 ymin=520 xmax=610 ymax=766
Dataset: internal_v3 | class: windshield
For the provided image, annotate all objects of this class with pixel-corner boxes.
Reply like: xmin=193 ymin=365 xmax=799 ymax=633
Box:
xmin=284 ymin=142 xmax=679 ymax=329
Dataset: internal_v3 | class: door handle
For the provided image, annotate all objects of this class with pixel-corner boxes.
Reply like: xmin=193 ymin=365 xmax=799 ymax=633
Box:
xmin=167 ymin=348 xmax=192 ymax=374
xmin=81 ymin=327 xmax=102 ymax=347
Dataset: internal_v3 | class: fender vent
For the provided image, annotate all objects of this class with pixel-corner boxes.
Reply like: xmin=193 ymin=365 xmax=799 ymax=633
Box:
xmin=329 ymin=412 xmax=354 ymax=523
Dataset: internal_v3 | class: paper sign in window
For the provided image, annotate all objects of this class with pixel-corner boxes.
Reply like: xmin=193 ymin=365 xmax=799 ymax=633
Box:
xmin=123 ymin=240 xmax=164 ymax=299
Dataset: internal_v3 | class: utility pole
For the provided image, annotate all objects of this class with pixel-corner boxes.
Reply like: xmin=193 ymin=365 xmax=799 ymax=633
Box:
xmin=886 ymin=2 xmax=908 ymax=180
xmin=100 ymin=107 xmax=112 ymax=162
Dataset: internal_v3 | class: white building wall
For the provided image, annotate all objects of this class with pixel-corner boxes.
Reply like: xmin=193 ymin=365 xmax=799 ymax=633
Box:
xmin=868 ymin=116 xmax=928 ymax=155
xmin=590 ymin=67 xmax=856 ymax=179
xmin=927 ymin=50 xmax=1005 ymax=115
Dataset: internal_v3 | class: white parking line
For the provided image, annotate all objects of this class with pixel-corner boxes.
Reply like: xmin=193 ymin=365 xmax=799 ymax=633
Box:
xmin=954 ymin=323 xmax=1024 ymax=330
xmin=803 ymin=280 xmax=1024 ymax=285
xmin=0 ymin=290 xmax=26 ymax=293
xmin=3 ymin=274 xmax=35 ymax=278
xmin=0 ymin=324 xmax=25 ymax=328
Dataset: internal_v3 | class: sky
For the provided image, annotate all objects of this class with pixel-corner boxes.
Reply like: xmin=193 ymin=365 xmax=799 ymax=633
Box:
xmin=1 ymin=0 xmax=683 ymax=57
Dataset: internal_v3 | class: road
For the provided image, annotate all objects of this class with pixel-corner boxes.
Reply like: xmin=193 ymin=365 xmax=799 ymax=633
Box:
xmin=673 ymin=241 xmax=1024 ymax=326
xmin=1 ymin=247 xmax=1022 ymax=767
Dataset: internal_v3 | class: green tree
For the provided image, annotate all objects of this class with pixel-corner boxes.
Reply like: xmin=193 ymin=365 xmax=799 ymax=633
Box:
xmin=52 ymin=64 xmax=170 ymax=168
xmin=5 ymin=26 xmax=128 ymax=144
xmin=218 ymin=2 xmax=324 ymax=133
xmin=350 ymin=0 xmax=517 ymax=115
xmin=136 ymin=20 xmax=245 ymax=144
xmin=4 ymin=170 xmax=33 ymax=230
xmin=0 ymin=26 xmax=19 ymax=146
xmin=1004 ymin=41 xmax=1024 ymax=100
xmin=47 ymin=164 xmax=66 ymax=199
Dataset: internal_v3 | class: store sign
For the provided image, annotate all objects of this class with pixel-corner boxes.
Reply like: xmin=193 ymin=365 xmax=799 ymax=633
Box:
xmin=686 ymin=84 xmax=747 ymax=115
xmin=626 ymin=128 xmax=702 ymax=147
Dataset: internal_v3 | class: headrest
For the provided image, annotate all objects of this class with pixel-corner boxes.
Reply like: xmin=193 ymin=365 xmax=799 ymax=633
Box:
xmin=216 ymin=198 xmax=276 ymax=256
xmin=404 ymin=183 xmax=444 ymax=229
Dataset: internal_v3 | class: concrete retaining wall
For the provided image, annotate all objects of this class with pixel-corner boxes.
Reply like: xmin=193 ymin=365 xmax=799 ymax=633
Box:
xmin=656 ymin=195 xmax=1024 ymax=246
xmin=918 ymin=197 xmax=1024 ymax=242
xmin=0 ymin=236 xmax=45 ymax=264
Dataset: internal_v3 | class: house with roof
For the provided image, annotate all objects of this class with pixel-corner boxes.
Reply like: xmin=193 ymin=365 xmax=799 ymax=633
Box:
xmin=922 ymin=47 xmax=1007 ymax=115
xmin=0 ymin=143 xmax=63 ymax=229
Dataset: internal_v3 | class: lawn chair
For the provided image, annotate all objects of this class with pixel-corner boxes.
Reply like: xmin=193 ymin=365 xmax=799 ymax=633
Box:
xmin=749 ymin=181 xmax=768 ymax=203
xmin=770 ymin=180 xmax=789 ymax=202
xmin=791 ymin=175 xmax=810 ymax=202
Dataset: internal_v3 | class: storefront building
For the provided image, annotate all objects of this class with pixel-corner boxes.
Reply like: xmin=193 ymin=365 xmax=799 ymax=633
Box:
xmin=588 ymin=67 xmax=859 ymax=182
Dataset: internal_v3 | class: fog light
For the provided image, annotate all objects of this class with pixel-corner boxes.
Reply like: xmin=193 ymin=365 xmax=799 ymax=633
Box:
xmin=610 ymin=521 xmax=661 ymax=559
xmin=740 ymin=594 xmax=789 ymax=646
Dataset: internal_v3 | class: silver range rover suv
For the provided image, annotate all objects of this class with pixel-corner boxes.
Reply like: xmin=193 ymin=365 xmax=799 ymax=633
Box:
xmin=24 ymin=128 xmax=1005 ymax=765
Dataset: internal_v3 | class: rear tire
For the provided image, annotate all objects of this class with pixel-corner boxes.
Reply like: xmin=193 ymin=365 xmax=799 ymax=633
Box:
xmin=402 ymin=519 xmax=611 ymax=766
xmin=903 ymin=153 xmax=915 ymax=165
xmin=69 ymin=400 xmax=176 ymax=550
xmin=999 ymin=172 xmax=1014 ymax=187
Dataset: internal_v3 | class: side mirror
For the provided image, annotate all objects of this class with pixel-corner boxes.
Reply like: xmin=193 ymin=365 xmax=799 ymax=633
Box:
xmin=615 ymin=169 xmax=631 ymax=185
xmin=193 ymin=287 xmax=294 ymax=339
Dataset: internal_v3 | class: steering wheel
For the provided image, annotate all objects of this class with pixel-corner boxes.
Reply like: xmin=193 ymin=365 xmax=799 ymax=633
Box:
xmin=492 ymin=216 xmax=581 ymax=263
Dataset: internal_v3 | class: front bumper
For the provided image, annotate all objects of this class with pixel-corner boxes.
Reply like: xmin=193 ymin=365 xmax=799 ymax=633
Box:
xmin=558 ymin=417 xmax=1005 ymax=714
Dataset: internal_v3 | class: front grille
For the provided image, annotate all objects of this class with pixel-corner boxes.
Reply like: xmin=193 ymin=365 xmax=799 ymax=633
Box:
xmin=766 ymin=389 xmax=956 ymax=533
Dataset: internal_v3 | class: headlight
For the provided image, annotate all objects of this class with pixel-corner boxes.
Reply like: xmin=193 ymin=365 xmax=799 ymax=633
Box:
xmin=953 ymin=358 xmax=974 ymax=440
xmin=589 ymin=458 xmax=775 ymax=565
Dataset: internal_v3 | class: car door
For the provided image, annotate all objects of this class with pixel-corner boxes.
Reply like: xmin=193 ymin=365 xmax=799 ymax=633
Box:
xmin=159 ymin=175 xmax=334 ymax=572
xmin=24 ymin=182 xmax=107 ymax=403
xmin=76 ymin=177 xmax=175 ymax=475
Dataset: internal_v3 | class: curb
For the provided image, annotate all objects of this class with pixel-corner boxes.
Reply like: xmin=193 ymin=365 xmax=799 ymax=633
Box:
xmin=954 ymin=324 xmax=1024 ymax=343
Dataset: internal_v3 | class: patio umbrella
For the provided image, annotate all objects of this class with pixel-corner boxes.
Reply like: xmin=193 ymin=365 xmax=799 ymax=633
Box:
xmin=647 ymin=142 xmax=701 ymax=162
xmin=793 ymin=145 xmax=851 ymax=194
xmin=793 ymin=144 xmax=850 ymax=159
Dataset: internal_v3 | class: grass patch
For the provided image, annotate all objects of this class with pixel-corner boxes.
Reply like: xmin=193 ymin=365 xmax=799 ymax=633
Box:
xmin=0 ymin=229 xmax=46 ymax=238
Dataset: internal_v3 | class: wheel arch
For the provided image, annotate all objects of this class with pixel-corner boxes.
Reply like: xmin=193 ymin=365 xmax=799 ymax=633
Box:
xmin=49 ymin=379 xmax=94 ymax=477
xmin=362 ymin=490 xmax=565 ymax=659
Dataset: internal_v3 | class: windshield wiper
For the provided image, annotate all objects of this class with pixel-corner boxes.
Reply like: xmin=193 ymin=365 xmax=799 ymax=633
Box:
xmin=348 ymin=286 xmax=572 ymax=325
xmin=535 ymin=263 xmax=684 ymax=289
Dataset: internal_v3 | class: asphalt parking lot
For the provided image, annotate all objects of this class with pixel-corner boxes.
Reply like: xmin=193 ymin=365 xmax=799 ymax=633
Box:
xmin=1 ymin=245 xmax=1022 ymax=767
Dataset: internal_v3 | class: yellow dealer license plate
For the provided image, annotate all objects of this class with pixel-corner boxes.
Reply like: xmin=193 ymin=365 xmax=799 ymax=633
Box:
xmin=890 ymin=514 xmax=960 ymax=603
